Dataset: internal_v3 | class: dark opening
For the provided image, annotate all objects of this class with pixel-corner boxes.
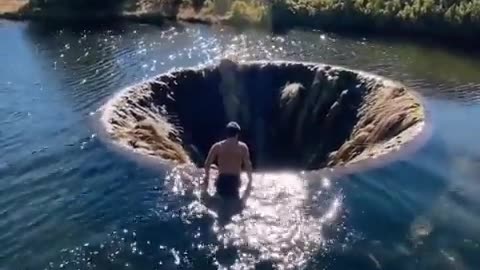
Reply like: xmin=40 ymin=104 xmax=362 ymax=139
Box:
xmin=150 ymin=60 xmax=365 ymax=171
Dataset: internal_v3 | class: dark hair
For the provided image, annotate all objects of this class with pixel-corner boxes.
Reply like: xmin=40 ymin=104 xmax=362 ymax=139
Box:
xmin=226 ymin=121 xmax=241 ymax=137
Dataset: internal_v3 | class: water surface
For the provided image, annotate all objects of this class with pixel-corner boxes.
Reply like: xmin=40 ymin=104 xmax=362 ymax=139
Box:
xmin=1 ymin=20 xmax=480 ymax=269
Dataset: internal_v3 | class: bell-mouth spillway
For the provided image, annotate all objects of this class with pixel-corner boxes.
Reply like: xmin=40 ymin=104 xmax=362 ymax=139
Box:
xmin=99 ymin=60 xmax=427 ymax=173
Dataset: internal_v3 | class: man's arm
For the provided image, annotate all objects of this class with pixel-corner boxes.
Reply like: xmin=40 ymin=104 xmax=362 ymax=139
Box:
xmin=203 ymin=143 xmax=218 ymax=190
xmin=242 ymin=144 xmax=253 ymax=188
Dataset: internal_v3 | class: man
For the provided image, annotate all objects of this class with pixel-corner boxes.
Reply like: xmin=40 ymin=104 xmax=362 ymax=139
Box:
xmin=203 ymin=122 xmax=253 ymax=197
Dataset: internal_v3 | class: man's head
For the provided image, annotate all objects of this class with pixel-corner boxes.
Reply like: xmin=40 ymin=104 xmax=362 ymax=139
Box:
xmin=226 ymin=121 xmax=241 ymax=138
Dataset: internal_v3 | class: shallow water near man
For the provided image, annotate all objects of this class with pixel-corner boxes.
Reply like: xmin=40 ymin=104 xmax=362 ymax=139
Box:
xmin=203 ymin=122 xmax=253 ymax=198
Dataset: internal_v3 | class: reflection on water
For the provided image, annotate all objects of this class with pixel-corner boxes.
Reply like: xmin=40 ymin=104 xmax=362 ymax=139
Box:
xmin=2 ymin=19 xmax=480 ymax=269
xmin=43 ymin=169 xmax=344 ymax=270
xmin=208 ymin=173 xmax=341 ymax=269
xmin=178 ymin=171 xmax=343 ymax=269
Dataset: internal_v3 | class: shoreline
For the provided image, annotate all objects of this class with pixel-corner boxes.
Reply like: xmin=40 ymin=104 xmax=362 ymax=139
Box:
xmin=0 ymin=10 xmax=168 ymax=25
xmin=1 ymin=3 xmax=480 ymax=48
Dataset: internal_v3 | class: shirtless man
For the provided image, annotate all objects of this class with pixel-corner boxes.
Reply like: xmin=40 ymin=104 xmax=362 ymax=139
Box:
xmin=202 ymin=122 xmax=253 ymax=197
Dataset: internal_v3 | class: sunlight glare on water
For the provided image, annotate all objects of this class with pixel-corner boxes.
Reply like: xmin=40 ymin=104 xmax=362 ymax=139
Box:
xmin=164 ymin=168 xmax=344 ymax=269
xmin=42 ymin=168 xmax=344 ymax=270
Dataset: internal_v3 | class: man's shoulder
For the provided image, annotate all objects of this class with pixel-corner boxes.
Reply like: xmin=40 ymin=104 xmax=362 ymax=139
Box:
xmin=238 ymin=141 xmax=249 ymax=150
xmin=213 ymin=141 xmax=223 ymax=148
xmin=213 ymin=140 xmax=228 ymax=148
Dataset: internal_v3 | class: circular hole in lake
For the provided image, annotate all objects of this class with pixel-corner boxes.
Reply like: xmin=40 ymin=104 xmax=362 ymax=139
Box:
xmin=101 ymin=60 xmax=425 ymax=171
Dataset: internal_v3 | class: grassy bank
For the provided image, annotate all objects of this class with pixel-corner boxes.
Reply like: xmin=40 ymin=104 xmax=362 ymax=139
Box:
xmin=2 ymin=0 xmax=480 ymax=42
xmin=0 ymin=0 xmax=168 ymax=24
xmin=222 ymin=0 xmax=480 ymax=41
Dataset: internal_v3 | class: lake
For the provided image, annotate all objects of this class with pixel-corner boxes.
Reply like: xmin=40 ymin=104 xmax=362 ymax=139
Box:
xmin=1 ymin=19 xmax=480 ymax=270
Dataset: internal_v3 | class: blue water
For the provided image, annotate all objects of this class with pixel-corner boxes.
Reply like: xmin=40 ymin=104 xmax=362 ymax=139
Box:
xmin=1 ymin=19 xmax=480 ymax=269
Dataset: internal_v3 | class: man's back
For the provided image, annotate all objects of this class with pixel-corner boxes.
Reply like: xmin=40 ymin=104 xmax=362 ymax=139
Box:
xmin=214 ymin=139 xmax=247 ymax=175
xmin=203 ymin=122 xmax=253 ymax=197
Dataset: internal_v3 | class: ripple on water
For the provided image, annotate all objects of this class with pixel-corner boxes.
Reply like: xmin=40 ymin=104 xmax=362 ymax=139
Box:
xmin=42 ymin=168 xmax=345 ymax=270
xmin=202 ymin=173 xmax=343 ymax=269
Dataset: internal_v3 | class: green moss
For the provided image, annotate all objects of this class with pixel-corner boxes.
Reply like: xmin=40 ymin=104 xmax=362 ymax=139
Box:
xmin=225 ymin=0 xmax=266 ymax=25
xmin=221 ymin=0 xmax=480 ymax=40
